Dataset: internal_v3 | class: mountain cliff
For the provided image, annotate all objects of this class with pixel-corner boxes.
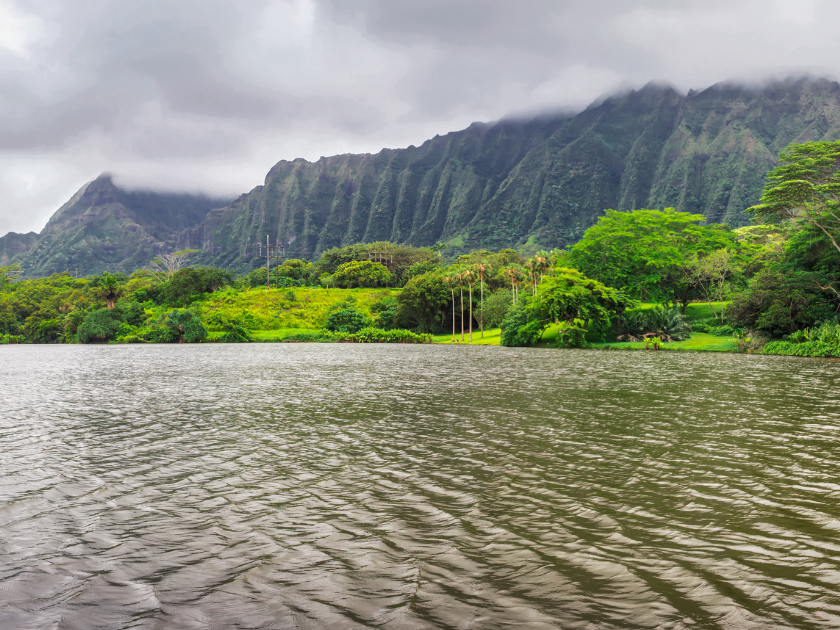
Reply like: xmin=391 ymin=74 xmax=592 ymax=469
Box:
xmin=5 ymin=76 xmax=840 ymax=276
xmin=0 ymin=176 xmax=230 ymax=276
xmin=186 ymin=77 xmax=840 ymax=268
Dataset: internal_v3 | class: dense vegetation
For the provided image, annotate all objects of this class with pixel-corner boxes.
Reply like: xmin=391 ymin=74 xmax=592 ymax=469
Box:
xmin=3 ymin=138 xmax=840 ymax=358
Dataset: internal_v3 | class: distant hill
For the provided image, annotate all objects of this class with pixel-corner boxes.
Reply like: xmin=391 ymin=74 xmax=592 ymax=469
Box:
xmin=0 ymin=175 xmax=231 ymax=276
xmin=5 ymin=76 xmax=840 ymax=276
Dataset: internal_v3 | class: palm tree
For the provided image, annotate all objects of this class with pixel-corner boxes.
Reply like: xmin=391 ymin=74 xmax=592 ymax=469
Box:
xmin=97 ymin=274 xmax=123 ymax=309
xmin=462 ymin=269 xmax=476 ymax=342
xmin=535 ymin=251 xmax=550 ymax=281
xmin=505 ymin=265 xmax=521 ymax=305
xmin=454 ymin=271 xmax=465 ymax=342
xmin=525 ymin=259 xmax=538 ymax=295
xmin=443 ymin=275 xmax=456 ymax=342
xmin=475 ymin=262 xmax=491 ymax=337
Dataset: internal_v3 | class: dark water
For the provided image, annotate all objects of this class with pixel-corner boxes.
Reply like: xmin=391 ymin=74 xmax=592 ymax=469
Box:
xmin=2 ymin=345 xmax=840 ymax=629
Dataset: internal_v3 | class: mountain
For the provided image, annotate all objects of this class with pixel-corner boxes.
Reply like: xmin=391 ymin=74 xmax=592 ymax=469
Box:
xmin=186 ymin=76 xmax=840 ymax=268
xmin=5 ymin=76 xmax=840 ymax=276
xmin=0 ymin=176 xmax=231 ymax=276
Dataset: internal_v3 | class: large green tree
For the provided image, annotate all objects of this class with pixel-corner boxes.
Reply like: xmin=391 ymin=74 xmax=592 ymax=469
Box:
xmin=568 ymin=208 xmax=736 ymax=309
xmin=333 ymin=260 xmax=392 ymax=288
xmin=748 ymin=140 xmax=840 ymax=256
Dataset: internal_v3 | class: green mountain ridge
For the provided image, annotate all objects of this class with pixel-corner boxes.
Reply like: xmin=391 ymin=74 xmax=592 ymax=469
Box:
xmin=5 ymin=76 xmax=840 ymax=276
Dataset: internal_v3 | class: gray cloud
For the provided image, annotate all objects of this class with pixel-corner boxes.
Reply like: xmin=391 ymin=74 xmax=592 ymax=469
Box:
xmin=1 ymin=0 xmax=838 ymax=235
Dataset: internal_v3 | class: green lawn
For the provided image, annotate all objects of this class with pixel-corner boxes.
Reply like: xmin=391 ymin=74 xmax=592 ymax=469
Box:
xmin=432 ymin=328 xmax=502 ymax=345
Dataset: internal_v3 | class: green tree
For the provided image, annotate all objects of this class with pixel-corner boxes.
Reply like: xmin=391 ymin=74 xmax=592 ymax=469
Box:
xmin=333 ymin=260 xmax=392 ymax=288
xmin=94 ymin=273 xmax=124 ymax=309
xmin=478 ymin=288 xmax=513 ymax=329
xmin=78 ymin=308 xmax=123 ymax=343
xmin=164 ymin=309 xmax=208 ymax=343
xmin=569 ymin=208 xmax=736 ymax=310
xmin=395 ymin=272 xmax=450 ymax=333
xmin=748 ymin=140 xmax=840 ymax=256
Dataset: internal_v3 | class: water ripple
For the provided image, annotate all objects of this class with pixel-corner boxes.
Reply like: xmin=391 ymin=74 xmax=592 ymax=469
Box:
xmin=1 ymin=345 xmax=840 ymax=628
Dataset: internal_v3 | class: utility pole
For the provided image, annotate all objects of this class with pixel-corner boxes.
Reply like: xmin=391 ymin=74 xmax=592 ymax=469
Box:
xmin=266 ymin=234 xmax=270 ymax=289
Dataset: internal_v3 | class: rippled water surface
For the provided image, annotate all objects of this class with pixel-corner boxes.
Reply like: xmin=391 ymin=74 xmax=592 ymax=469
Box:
xmin=2 ymin=345 xmax=840 ymax=629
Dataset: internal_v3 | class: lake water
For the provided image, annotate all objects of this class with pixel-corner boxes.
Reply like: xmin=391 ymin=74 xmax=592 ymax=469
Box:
xmin=2 ymin=345 xmax=840 ymax=629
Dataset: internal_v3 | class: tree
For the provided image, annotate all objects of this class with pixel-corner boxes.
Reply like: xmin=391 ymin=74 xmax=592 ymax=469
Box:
xmin=164 ymin=309 xmax=207 ymax=343
xmin=504 ymin=265 xmax=524 ymax=304
xmin=454 ymin=271 xmax=465 ymax=341
xmin=394 ymin=272 xmax=450 ymax=333
xmin=94 ymin=273 xmax=124 ymax=309
xmin=569 ymin=208 xmax=736 ymax=310
xmin=500 ymin=268 xmax=633 ymax=347
xmin=689 ymin=249 xmax=735 ymax=320
xmin=78 ymin=308 xmax=123 ymax=343
xmin=475 ymin=262 xmax=491 ymax=337
xmin=0 ymin=264 xmax=22 ymax=290
xmin=443 ymin=275 xmax=456 ymax=341
xmin=478 ymin=288 xmax=513 ymax=329
xmin=333 ymin=260 xmax=392 ymax=288
xmin=462 ymin=268 xmax=475 ymax=342
xmin=149 ymin=249 xmax=199 ymax=282
xmin=162 ymin=267 xmax=233 ymax=306
xmin=748 ymin=140 xmax=840 ymax=257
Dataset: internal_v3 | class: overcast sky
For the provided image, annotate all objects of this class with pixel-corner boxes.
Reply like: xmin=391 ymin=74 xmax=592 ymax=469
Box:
xmin=1 ymin=0 xmax=838 ymax=235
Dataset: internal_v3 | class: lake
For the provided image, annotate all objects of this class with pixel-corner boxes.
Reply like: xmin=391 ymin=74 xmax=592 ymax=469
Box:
xmin=1 ymin=344 xmax=840 ymax=629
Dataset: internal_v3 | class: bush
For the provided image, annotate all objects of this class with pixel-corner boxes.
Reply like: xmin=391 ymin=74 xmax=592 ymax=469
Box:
xmin=762 ymin=340 xmax=839 ymax=358
xmin=616 ymin=305 xmax=691 ymax=342
xmin=555 ymin=322 xmax=588 ymax=348
xmin=500 ymin=300 xmax=544 ymax=347
xmin=726 ymin=269 xmax=838 ymax=337
xmin=78 ymin=309 xmax=123 ymax=343
xmin=352 ymin=327 xmax=431 ymax=343
xmin=324 ymin=307 xmax=371 ymax=333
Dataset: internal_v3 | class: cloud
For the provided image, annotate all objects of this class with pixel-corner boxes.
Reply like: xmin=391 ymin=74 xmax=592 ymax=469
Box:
xmin=1 ymin=0 xmax=840 ymax=235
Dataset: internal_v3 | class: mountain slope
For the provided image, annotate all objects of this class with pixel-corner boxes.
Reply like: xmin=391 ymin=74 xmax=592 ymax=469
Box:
xmin=0 ymin=175 xmax=231 ymax=276
xmin=186 ymin=77 xmax=840 ymax=269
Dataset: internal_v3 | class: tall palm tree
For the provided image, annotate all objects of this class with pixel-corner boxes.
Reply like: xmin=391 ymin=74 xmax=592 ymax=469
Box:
xmin=462 ymin=269 xmax=476 ymax=342
xmin=525 ymin=259 xmax=538 ymax=295
xmin=475 ymin=262 xmax=491 ymax=337
xmin=535 ymin=251 xmax=550 ymax=281
xmin=454 ymin=271 xmax=465 ymax=342
xmin=505 ymin=265 xmax=521 ymax=305
xmin=443 ymin=275 xmax=456 ymax=342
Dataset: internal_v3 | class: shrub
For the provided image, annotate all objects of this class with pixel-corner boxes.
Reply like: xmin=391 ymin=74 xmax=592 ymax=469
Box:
xmin=325 ymin=307 xmax=371 ymax=333
xmin=353 ymin=327 xmax=432 ymax=343
xmin=78 ymin=309 xmax=123 ymax=343
xmin=616 ymin=305 xmax=691 ymax=342
xmin=500 ymin=300 xmax=544 ymax=347
xmin=555 ymin=322 xmax=588 ymax=348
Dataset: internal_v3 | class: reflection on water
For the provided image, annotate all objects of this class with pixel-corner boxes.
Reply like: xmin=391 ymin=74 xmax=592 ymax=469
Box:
xmin=1 ymin=344 xmax=840 ymax=629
